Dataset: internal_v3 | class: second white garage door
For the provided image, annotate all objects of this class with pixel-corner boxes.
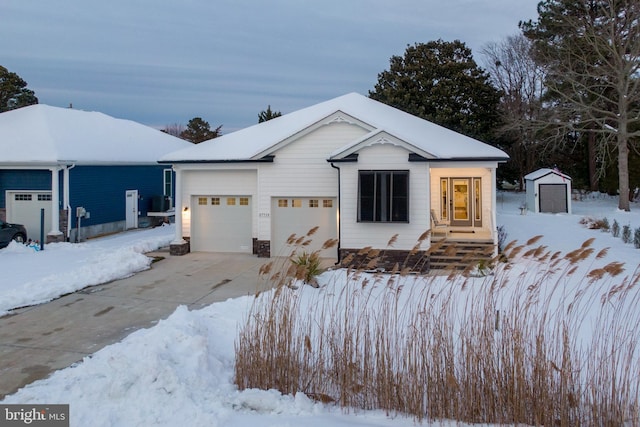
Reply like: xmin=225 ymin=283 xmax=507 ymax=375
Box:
xmin=271 ymin=197 xmax=337 ymax=258
xmin=191 ymin=195 xmax=252 ymax=253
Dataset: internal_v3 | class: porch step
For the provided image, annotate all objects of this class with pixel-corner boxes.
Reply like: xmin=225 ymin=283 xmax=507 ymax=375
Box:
xmin=429 ymin=239 xmax=495 ymax=271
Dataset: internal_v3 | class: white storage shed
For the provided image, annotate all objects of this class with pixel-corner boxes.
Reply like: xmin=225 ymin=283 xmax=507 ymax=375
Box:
xmin=525 ymin=168 xmax=572 ymax=214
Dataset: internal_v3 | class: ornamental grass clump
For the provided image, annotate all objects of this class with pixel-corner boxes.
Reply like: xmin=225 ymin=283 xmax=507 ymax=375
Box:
xmin=580 ymin=216 xmax=610 ymax=231
xmin=290 ymin=251 xmax=323 ymax=287
xmin=257 ymin=226 xmax=338 ymax=289
xmin=236 ymin=233 xmax=640 ymax=426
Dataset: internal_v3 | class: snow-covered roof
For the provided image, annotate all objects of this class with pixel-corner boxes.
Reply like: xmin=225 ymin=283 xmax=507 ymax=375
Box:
xmin=160 ymin=93 xmax=509 ymax=163
xmin=525 ymin=168 xmax=572 ymax=181
xmin=0 ymin=104 xmax=193 ymax=165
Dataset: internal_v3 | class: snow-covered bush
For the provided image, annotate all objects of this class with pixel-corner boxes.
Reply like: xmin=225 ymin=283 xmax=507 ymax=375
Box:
xmin=622 ymin=224 xmax=632 ymax=244
xmin=612 ymin=219 xmax=620 ymax=237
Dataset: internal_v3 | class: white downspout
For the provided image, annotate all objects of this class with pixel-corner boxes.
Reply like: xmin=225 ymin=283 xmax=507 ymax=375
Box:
xmin=64 ymin=164 xmax=75 ymax=240
xmin=172 ymin=166 xmax=186 ymax=245
xmin=48 ymin=166 xmax=63 ymax=239
xmin=491 ymin=166 xmax=498 ymax=257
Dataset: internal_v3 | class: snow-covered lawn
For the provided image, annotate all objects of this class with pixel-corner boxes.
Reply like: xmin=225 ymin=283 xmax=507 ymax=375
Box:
xmin=0 ymin=224 xmax=175 ymax=316
xmin=1 ymin=192 xmax=639 ymax=426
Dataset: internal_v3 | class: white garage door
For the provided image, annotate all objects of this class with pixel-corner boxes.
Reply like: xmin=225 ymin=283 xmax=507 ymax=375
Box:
xmin=6 ymin=191 xmax=52 ymax=241
xmin=190 ymin=195 xmax=252 ymax=253
xmin=271 ymin=197 xmax=337 ymax=258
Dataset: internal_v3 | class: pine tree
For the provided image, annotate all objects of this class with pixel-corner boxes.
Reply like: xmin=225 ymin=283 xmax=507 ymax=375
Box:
xmin=258 ymin=105 xmax=282 ymax=123
xmin=180 ymin=117 xmax=222 ymax=144
xmin=0 ymin=65 xmax=38 ymax=112
xmin=369 ymin=40 xmax=501 ymax=143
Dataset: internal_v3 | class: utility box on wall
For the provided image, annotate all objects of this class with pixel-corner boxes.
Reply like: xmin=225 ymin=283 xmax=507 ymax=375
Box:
xmin=525 ymin=168 xmax=572 ymax=214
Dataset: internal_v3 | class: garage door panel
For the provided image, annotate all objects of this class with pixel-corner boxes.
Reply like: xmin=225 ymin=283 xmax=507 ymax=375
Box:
xmin=191 ymin=196 xmax=252 ymax=253
xmin=539 ymin=184 xmax=567 ymax=213
xmin=7 ymin=191 xmax=52 ymax=240
xmin=272 ymin=198 xmax=337 ymax=258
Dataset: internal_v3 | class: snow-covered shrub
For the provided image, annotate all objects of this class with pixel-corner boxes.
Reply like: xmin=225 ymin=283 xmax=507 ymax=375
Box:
xmin=611 ymin=219 xmax=620 ymax=237
xmin=497 ymin=225 xmax=508 ymax=252
xmin=634 ymin=227 xmax=640 ymax=249
xmin=622 ymin=224 xmax=632 ymax=244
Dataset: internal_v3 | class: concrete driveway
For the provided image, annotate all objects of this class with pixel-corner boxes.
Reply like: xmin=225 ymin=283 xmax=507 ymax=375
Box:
xmin=0 ymin=249 xmax=273 ymax=399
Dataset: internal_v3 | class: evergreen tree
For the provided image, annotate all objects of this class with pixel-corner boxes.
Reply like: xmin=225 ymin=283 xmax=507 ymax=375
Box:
xmin=0 ymin=65 xmax=38 ymax=112
xmin=369 ymin=40 xmax=502 ymax=143
xmin=180 ymin=117 xmax=222 ymax=144
xmin=258 ymin=105 xmax=282 ymax=123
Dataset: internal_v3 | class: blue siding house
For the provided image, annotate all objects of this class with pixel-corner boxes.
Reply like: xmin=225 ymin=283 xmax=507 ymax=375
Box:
xmin=0 ymin=105 xmax=192 ymax=242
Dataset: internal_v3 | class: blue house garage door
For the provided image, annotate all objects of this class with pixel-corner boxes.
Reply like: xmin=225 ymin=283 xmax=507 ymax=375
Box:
xmin=539 ymin=184 xmax=568 ymax=213
xmin=6 ymin=191 xmax=52 ymax=241
xmin=190 ymin=195 xmax=252 ymax=253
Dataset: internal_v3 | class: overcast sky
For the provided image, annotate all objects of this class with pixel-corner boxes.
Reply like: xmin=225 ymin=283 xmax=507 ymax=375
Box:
xmin=1 ymin=0 xmax=540 ymax=132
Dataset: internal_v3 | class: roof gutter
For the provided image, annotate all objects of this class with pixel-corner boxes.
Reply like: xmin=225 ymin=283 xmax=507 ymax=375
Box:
xmin=408 ymin=153 xmax=509 ymax=162
xmin=158 ymin=155 xmax=275 ymax=164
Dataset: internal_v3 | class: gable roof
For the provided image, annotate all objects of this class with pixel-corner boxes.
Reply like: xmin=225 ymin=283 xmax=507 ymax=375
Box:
xmin=160 ymin=93 xmax=509 ymax=163
xmin=525 ymin=168 xmax=572 ymax=181
xmin=0 ymin=104 xmax=193 ymax=165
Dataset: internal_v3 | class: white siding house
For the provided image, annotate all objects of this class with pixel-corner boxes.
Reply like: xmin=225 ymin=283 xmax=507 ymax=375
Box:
xmin=160 ymin=93 xmax=509 ymax=270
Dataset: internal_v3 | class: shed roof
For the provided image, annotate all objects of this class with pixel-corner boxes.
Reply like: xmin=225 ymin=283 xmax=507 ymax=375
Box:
xmin=524 ymin=168 xmax=572 ymax=181
xmin=160 ymin=93 xmax=509 ymax=163
xmin=0 ymin=104 xmax=192 ymax=165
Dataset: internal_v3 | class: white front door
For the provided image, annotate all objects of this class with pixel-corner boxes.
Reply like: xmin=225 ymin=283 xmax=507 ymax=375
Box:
xmin=125 ymin=190 xmax=138 ymax=229
xmin=450 ymin=178 xmax=473 ymax=227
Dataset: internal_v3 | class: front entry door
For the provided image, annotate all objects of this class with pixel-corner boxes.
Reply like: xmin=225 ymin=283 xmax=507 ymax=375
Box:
xmin=450 ymin=178 xmax=472 ymax=227
xmin=125 ymin=190 xmax=138 ymax=229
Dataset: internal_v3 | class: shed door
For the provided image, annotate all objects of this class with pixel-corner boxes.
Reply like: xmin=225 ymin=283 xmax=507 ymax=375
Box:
xmin=6 ymin=191 xmax=52 ymax=241
xmin=539 ymin=184 xmax=567 ymax=213
xmin=271 ymin=197 xmax=337 ymax=258
xmin=191 ymin=195 xmax=252 ymax=253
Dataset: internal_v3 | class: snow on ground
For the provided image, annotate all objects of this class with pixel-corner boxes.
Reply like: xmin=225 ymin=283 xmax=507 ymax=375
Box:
xmin=1 ymin=193 xmax=639 ymax=426
xmin=0 ymin=224 xmax=174 ymax=316
xmin=498 ymin=191 xmax=640 ymax=269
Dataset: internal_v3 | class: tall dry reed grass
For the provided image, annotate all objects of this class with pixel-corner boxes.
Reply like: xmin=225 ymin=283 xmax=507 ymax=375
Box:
xmin=235 ymin=233 xmax=640 ymax=426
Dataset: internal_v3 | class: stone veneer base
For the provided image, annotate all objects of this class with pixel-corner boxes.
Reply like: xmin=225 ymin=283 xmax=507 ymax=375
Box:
xmin=256 ymin=240 xmax=271 ymax=258
xmin=170 ymin=241 xmax=191 ymax=256
xmin=338 ymin=248 xmax=430 ymax=273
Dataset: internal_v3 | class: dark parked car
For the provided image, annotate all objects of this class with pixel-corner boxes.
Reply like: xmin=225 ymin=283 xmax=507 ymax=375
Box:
xmin=0 ymin=220 xmax=27 ymax=248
